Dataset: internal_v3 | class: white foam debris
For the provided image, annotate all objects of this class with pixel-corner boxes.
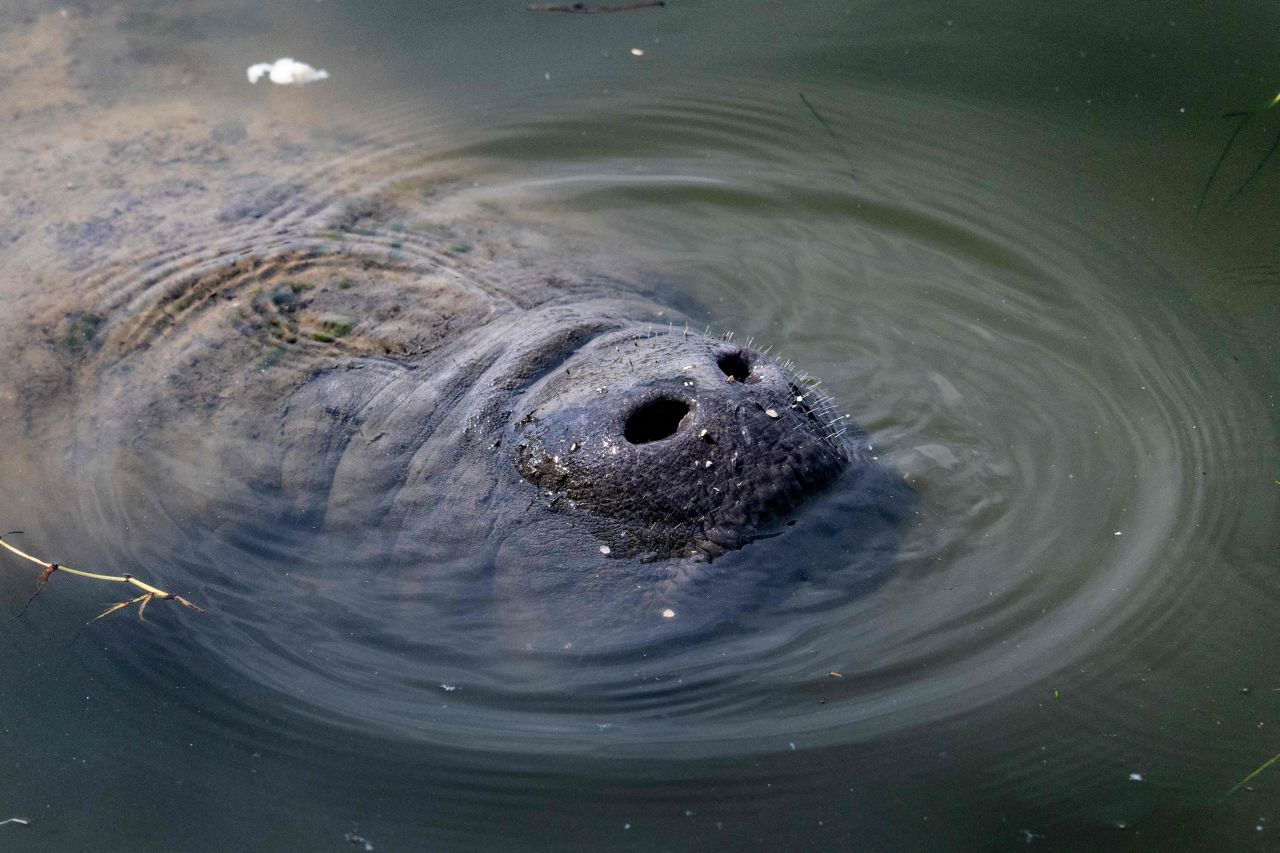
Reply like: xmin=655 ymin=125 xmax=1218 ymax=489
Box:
xmin=1128 ymin=772 xmax=1143 ymax=782
xmin=344 ymin=832 xmax=374 ymax=851
xmin=661 ymin=609 xmax=676 ymax=618
xmin=247 ymin=58 xmax=330 ymax=86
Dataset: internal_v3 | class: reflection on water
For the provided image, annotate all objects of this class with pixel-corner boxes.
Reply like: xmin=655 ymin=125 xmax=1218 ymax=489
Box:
xmin=0 ymin=0 xmax=1277 ymax=849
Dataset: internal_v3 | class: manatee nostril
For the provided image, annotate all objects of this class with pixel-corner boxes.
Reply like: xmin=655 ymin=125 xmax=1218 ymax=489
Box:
xmin=624 ymin=398 xmax=691 ymax=444
xmin=717 ymin=350 xmax=751 ymax=383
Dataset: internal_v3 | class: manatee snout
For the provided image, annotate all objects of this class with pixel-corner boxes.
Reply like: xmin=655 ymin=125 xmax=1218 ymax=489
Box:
xmin=511 ymin=330 xmax=852 ymax=560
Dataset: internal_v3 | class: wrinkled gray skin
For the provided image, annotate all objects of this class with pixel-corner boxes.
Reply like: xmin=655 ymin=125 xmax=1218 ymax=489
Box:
xmin=512 ymin=328 xmax=853 ymax=560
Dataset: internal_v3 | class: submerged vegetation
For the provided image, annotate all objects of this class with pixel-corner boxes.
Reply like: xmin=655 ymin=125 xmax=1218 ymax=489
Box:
xmin=0 ymin=533 xmax=200 ymax=625
xmin=1197 ymin=90 xmax=1280 ymax=211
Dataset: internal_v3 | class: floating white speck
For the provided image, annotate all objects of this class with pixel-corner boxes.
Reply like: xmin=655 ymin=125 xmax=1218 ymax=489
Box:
xmin=1114 ymin=531 xmax=1122 ymax=536
xmin=600 ymin=545 xmax=611 ymax=555
xmin=661 ymin=609 xmax=675 ymax=618
xmin=1128 ymin=772 xmax=1143 ymax=782
xmin=630 ymin=48 xmax=645 ymax=57
xmin=247 ymin=58 xmax=330 ymax=86
xmin=343 ymin=832 xmax=374 ymax=852
xmin=765 ymin=408 xmax=779 ymax=418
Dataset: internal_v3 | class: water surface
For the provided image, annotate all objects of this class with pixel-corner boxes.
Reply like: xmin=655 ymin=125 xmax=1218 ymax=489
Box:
xmin=0 ymin=1 xmax=1277 ymax=849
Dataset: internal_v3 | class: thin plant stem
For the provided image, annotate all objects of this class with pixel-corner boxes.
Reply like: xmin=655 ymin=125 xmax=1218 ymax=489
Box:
xmin=1225 ymin=751 xmax=1280 ymax=798
xmin=799 ymin=92 xmax=859 ymax=180
xmin=1196 ymin=113 xmax=1251 ymax=213
xmin=1227 ymin=127 xmax=1280 ymax=203
xmin=1198 ymin=90 xmax=1280 ymax=213
xmin=0 ymin=534 xmax=201 ymax=623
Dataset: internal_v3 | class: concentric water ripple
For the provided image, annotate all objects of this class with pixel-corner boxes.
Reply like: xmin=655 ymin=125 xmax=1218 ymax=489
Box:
xmin=14 ymin=81 xmax=1253 ymax=775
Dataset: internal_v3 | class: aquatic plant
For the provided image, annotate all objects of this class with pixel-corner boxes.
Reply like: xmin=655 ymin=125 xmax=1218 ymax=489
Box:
xmin=1197 ymin=90 xmax=1280 ymax=211
xmin=0 ymin=533 xmax=200 ymax=624
xmin=1226 ymin=750 xmax=1280 ymax=798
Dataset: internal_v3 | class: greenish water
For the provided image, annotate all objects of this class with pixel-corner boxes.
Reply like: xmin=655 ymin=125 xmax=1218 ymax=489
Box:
xmin=0 ymin=1 xmax=1277 ymax=850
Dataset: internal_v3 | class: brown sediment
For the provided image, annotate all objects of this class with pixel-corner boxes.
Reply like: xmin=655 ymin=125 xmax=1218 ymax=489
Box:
xmin=0 ymin=11 xmax=87 ymax=115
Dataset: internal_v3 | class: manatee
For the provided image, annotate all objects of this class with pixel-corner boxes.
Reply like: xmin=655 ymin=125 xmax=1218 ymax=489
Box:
xmin=20 ymin=222 xmax=910 ymax=644
xmin=0 ymin=5 xmax=910 ymax=653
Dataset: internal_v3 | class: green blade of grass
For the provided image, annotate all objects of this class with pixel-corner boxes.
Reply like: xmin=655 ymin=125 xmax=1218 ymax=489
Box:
xmin=1226 ymin=751 xmax=1280 ymax=798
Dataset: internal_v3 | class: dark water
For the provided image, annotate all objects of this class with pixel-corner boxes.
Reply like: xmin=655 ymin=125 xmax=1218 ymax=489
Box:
xmin=0 ymin=1 xmax=1278 ymax=850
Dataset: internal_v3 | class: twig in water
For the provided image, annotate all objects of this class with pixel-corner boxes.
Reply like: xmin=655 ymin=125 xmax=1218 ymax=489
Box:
xmin=0 ymin=533 xmax=202 ymax=624
xmin=799 ymin=92 xmax=859 ymax=180
xmin=0 ymin=818 xmax=30 ymax=827
xmin=527 ymin=1 xmax=665 ymax=12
